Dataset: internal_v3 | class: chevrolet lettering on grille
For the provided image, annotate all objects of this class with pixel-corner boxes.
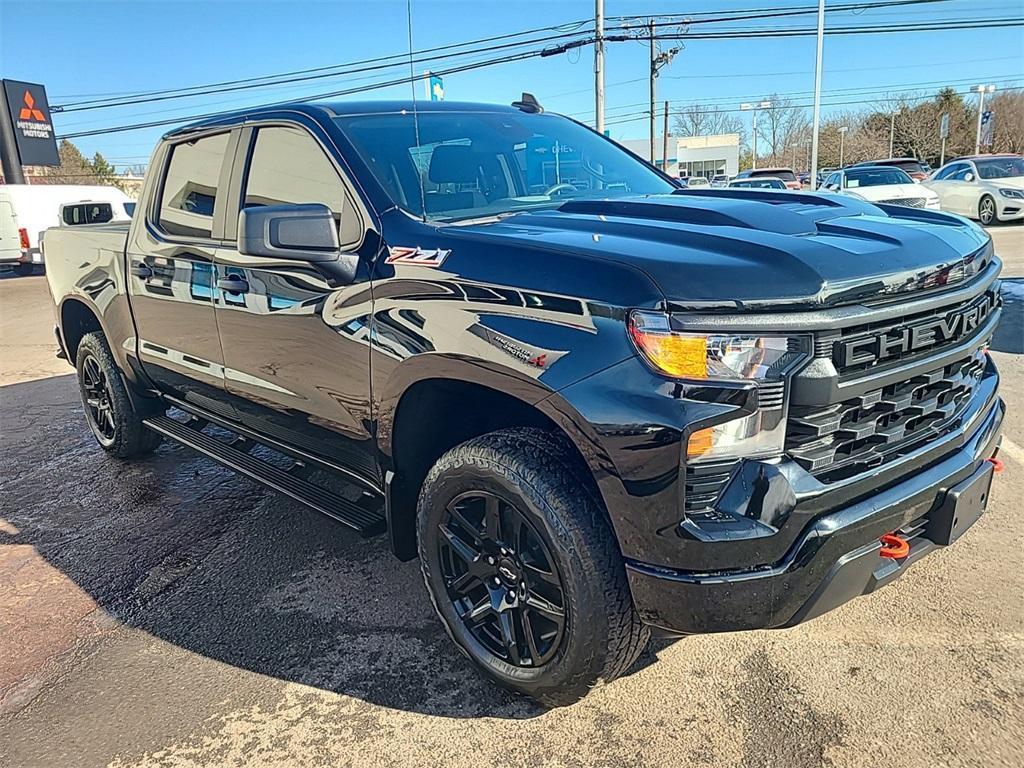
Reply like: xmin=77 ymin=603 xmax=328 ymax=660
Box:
xmin=834 ymin=293 xmax=997 ymax=369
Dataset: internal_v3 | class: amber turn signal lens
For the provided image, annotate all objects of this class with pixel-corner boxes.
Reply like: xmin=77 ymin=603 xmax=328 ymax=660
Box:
xmin=686 ymin=427 xmax=714 ymax=458
xmin=629 ymin=325 xmax=708 ymax=378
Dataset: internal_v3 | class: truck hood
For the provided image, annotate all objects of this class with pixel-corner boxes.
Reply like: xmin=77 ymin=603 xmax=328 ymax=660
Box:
xmin=445 ymin=192 xmax=993 ymax=310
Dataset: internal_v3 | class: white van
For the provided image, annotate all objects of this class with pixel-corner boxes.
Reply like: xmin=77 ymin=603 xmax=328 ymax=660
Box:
xmin=0 ymin=184 xmax=134 ymax=275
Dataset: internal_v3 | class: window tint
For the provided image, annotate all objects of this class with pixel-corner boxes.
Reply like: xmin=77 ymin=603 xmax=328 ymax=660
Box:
xmin=159 ymin=133 xmax=229 ymax=238
xmin=62 ymin=202 xmax=114 ymax=225
xmin=244 ymin=126 xmax=361 ymax=247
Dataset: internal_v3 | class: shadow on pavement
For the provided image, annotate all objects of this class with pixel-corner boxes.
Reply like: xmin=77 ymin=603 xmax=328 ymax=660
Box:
xmin=1 ymin=374 xmax=665 ymax=720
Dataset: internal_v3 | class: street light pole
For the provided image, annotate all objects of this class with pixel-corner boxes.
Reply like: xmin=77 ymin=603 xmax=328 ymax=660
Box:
xmin=839 ymin=126 xmax=848 ymax=167
xmin=809 ymin=0 xmax=825 ymax=186
xmin=888 ymin=111 xmax=895 ymax=157
xmin=972 ymin=84 xmax=996 ymax=154
xmin=594 ymin=0 xmax=605 ymax=134
xmin=741 ymin=101 xmax=770 ymax=170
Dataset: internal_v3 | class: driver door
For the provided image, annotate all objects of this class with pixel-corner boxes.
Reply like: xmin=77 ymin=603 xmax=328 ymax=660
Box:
xmin=212 ymin=120 xmax=380 ymax=485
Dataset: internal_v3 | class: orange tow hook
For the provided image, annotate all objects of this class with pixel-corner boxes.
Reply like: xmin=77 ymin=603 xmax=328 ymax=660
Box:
xmin=879 ymin=533 xmax=910 ymax=559
xmin=986 ymin=457 xmax=1005 ymax=474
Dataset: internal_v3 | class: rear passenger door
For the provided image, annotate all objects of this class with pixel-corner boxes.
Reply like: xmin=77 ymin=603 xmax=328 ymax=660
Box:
xmin=126 ymin=129 xmax=238 ymax=405
xmin=212 ymin=120 xmax=380 ymax=485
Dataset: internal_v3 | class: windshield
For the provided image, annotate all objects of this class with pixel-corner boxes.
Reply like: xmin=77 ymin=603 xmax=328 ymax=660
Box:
xmin=844 ymin=168 xmax=913 ymax=188
xmin=886 ymin=160 xmax=924 ymax=174
xmin=334 ymin=111 xmax=674 ymax=221
xmin=975 ymin=157 xmax=1024 ymax=179
xmin=750 ymin=169 xmax=795 ymax=181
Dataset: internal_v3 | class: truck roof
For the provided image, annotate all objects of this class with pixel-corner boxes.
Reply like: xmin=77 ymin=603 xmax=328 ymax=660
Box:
xmin=164 ymin=99 xmax=525 ymax=139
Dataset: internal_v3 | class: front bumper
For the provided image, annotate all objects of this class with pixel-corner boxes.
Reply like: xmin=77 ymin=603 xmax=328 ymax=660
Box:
xmin=625 ymin=392 xmax=1004 ymax=635
xmin=996 ymin=196 xmax=1024 ymax=222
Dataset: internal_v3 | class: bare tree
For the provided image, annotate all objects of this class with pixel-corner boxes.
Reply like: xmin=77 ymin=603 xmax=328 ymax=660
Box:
xmin=989 ymin=91 xmax=1024 ymax=155
xmin=672 ymin=103 xmax=745 ymax=142
xmin=756 ymin=95 xmax=809 ymax=166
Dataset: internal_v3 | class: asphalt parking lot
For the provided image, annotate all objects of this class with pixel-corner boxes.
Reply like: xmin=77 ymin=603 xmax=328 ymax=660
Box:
xmin=1 ymin=225 xmax=1022 ymax=768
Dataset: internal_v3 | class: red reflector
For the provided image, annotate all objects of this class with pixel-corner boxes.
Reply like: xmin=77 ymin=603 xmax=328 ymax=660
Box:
xmin=18 ymin=228 xmax=30 ymax=250
xmin=879 ymin=533 xmax=910 ymax=559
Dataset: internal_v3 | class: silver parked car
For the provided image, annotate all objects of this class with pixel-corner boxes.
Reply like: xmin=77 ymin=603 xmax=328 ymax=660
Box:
xmin=922 ymin=154 xmax=1024 ymax=225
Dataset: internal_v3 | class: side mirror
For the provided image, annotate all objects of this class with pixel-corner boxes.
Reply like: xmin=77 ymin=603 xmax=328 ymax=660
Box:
xmin=963 ymin=172 xmax=975 ymax=183
xmin=238 ymin=203 xmax=358 ymax=284
xmin=826 ymin=183 xmax=839 ymax=192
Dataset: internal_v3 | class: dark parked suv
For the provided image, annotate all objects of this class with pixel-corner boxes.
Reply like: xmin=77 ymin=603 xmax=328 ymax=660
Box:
xmin=44 ymin=98 xmax=1004 ymax=705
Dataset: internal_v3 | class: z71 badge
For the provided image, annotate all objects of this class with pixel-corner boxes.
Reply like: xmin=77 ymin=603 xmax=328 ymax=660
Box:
xmin=386 ymin=246 xmax=451 ymax=268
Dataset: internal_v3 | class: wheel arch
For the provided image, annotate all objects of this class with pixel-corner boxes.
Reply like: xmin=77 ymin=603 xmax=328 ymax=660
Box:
xmin=59 ymin=295 xmax=106 ymax=363
xmin=378 ymin=356 xmax=620 ymax=560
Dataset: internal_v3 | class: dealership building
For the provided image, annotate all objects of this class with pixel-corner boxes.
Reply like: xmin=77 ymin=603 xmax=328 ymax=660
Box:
xmin=617 ymin=133 xmax=740 ymax=179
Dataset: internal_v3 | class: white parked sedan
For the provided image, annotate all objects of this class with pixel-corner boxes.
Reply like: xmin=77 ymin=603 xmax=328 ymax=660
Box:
xmin=922 ymin=154 xmax=1024 ymax=225
xmin=728 ymin=177 xmax=789 ymax=190
xmin=820 ymin=166 xmax=940 ymax=210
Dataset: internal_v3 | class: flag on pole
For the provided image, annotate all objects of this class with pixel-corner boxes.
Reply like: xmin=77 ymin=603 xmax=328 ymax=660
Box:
xmin=980 ymin=110 xmax=994 ymax=147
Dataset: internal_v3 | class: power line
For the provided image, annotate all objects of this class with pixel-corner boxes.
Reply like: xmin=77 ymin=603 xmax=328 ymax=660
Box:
xmin=52 ymin=19 xmax=593 ymax=111
xmin=54 ymin=13 xmax=1024 ymax=140
xmin=602 ymin=85 xmax=1024 ymax=127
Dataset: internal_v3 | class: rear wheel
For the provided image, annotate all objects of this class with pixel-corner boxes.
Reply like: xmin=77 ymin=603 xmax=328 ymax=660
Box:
xmin=979 ymin=195 xmax=997 ymax=226
xmin=76 ymin=332 xmax=162 ymax=458
xmin=417 ymin=428 xmax=649 ymax=707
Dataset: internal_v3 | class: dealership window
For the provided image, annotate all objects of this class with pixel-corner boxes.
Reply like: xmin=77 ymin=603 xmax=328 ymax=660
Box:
xmin=244 ymin=126 xmax=361 ymax=248
xmin=158 ymin=132 xmax=230 ymax=238
xmin=683 ymin=159 xmax=727 ymax=179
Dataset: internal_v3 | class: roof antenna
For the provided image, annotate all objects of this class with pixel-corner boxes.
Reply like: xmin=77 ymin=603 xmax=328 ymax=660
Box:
xmin=406 ymin=0 xmax=428 ymax=222
xmin=512 ymin=93 xmax=543 ymax=114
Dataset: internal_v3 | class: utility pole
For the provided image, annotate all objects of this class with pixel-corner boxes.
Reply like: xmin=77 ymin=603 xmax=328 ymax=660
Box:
xmin=649 ymin=18 xmax=656 ymax=163
xmin=594 ymin=0 xmax=605 ymax=134
xmin=809 ymin=0 xmax=825 ymax=186
xmin=972 ymin=84 xmax=996 ymax=154
xmin=888 ymin=111 xmax=895 ymax=157
xmin=647 ymin=21 xmax=680 ymax=165
xmin=839 ymin=125 xmax=848 ymax=167
xmin=663 ymin=100 xmax=670 ymax=175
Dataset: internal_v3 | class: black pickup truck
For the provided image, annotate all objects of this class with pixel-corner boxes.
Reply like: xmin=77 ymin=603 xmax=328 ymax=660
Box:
xmin=44 ymin=98 xmax=1004 ymax=706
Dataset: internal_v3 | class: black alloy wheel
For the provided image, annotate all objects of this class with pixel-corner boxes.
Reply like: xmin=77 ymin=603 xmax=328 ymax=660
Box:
xmin=438 ymin=490 xmax=566 ymax=667
xmin=81 ymin=350 xmax=117 ymax=446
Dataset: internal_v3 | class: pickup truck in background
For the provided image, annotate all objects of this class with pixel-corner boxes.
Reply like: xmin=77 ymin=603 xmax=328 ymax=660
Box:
xmin=44 ymin=97 xmax=1004 ymax=706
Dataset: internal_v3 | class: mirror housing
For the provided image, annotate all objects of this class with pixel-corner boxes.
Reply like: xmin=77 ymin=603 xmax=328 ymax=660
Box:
xmin=238 ymin=203 xmax=358 ymax=284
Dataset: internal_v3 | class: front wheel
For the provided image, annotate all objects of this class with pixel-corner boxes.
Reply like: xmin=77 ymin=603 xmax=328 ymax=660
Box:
xmin=417 ymin=428 xmax=649 ymax=707
xmin=76 ymin=331 xmax=162 ymax=458
xmin=979 ymin=194 xmax=997 ymax=226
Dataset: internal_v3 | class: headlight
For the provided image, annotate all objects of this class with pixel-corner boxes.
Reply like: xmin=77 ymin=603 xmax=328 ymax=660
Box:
xmin=998 ymin=188 xmax=1024 ymax=199
xmin=628 ymin=310 xmax=807 ymax=462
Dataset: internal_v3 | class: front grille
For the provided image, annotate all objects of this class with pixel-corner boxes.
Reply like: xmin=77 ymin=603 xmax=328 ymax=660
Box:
xmin=786 ymin=352 xmax=986 ymax=482
xmin=816 ymin=288 xmax=999 ymax=377
xmin=684 ymin=460 xmax=738 ymax=515
xmin=877 ymin=197 xmax=927 ymax=208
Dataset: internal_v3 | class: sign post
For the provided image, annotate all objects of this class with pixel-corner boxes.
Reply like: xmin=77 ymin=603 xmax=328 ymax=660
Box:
xmin=0 ymin=80 xmax=60 ymax=183
xmin=939 ymin=111 xmax=950 ymax=167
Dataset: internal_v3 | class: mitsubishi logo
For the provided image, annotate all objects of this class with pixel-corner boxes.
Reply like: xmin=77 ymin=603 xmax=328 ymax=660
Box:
xmin=19 ymin=90 xmax=45 ymax=121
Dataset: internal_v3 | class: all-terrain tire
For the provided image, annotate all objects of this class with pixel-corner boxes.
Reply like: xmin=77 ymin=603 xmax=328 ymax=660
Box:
xmin=417 ymin=427 xmax=649 ymax=707
xmin=76 ymin=331 xmax=162 ymax=458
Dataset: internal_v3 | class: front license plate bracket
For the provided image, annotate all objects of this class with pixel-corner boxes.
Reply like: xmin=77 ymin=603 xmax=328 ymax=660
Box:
xmin=926 ymin=461 xmax=994 ymax=546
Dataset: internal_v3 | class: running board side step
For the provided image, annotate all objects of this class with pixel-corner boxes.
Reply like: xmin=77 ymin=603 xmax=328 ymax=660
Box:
xmin=143 ymin=415 xmax=386 ymax=536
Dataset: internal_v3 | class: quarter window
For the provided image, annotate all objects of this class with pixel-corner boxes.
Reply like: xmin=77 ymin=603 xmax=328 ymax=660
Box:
xmin=158 ymin=132 xmax=230 ymax=238
xmin=243 ymin=126 xmax=361 ymax=247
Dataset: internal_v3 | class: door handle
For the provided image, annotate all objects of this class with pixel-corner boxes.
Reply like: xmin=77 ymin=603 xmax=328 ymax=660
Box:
xmin=217 ymin=276 xmax=249 ymax=293
xmin=129 ymin=263 xmax=152 ymax=278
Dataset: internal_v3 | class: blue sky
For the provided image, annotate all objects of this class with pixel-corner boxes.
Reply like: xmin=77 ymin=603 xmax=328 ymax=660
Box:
xmin=1 ymin=0 xmax=1021 ymax=168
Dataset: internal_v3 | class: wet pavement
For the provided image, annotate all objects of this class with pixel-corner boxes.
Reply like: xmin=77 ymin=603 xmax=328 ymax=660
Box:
xmin=1 ymin=223 xmax=1022 ymax=767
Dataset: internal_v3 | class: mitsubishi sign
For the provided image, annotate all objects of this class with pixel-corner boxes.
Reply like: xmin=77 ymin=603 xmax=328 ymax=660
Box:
xmin=2 ymin=79 xmax=59 ymax=167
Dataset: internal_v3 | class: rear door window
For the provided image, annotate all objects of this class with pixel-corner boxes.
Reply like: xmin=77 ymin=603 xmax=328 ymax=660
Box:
xmin=158 ymin=132 xmax=230 ymax=238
